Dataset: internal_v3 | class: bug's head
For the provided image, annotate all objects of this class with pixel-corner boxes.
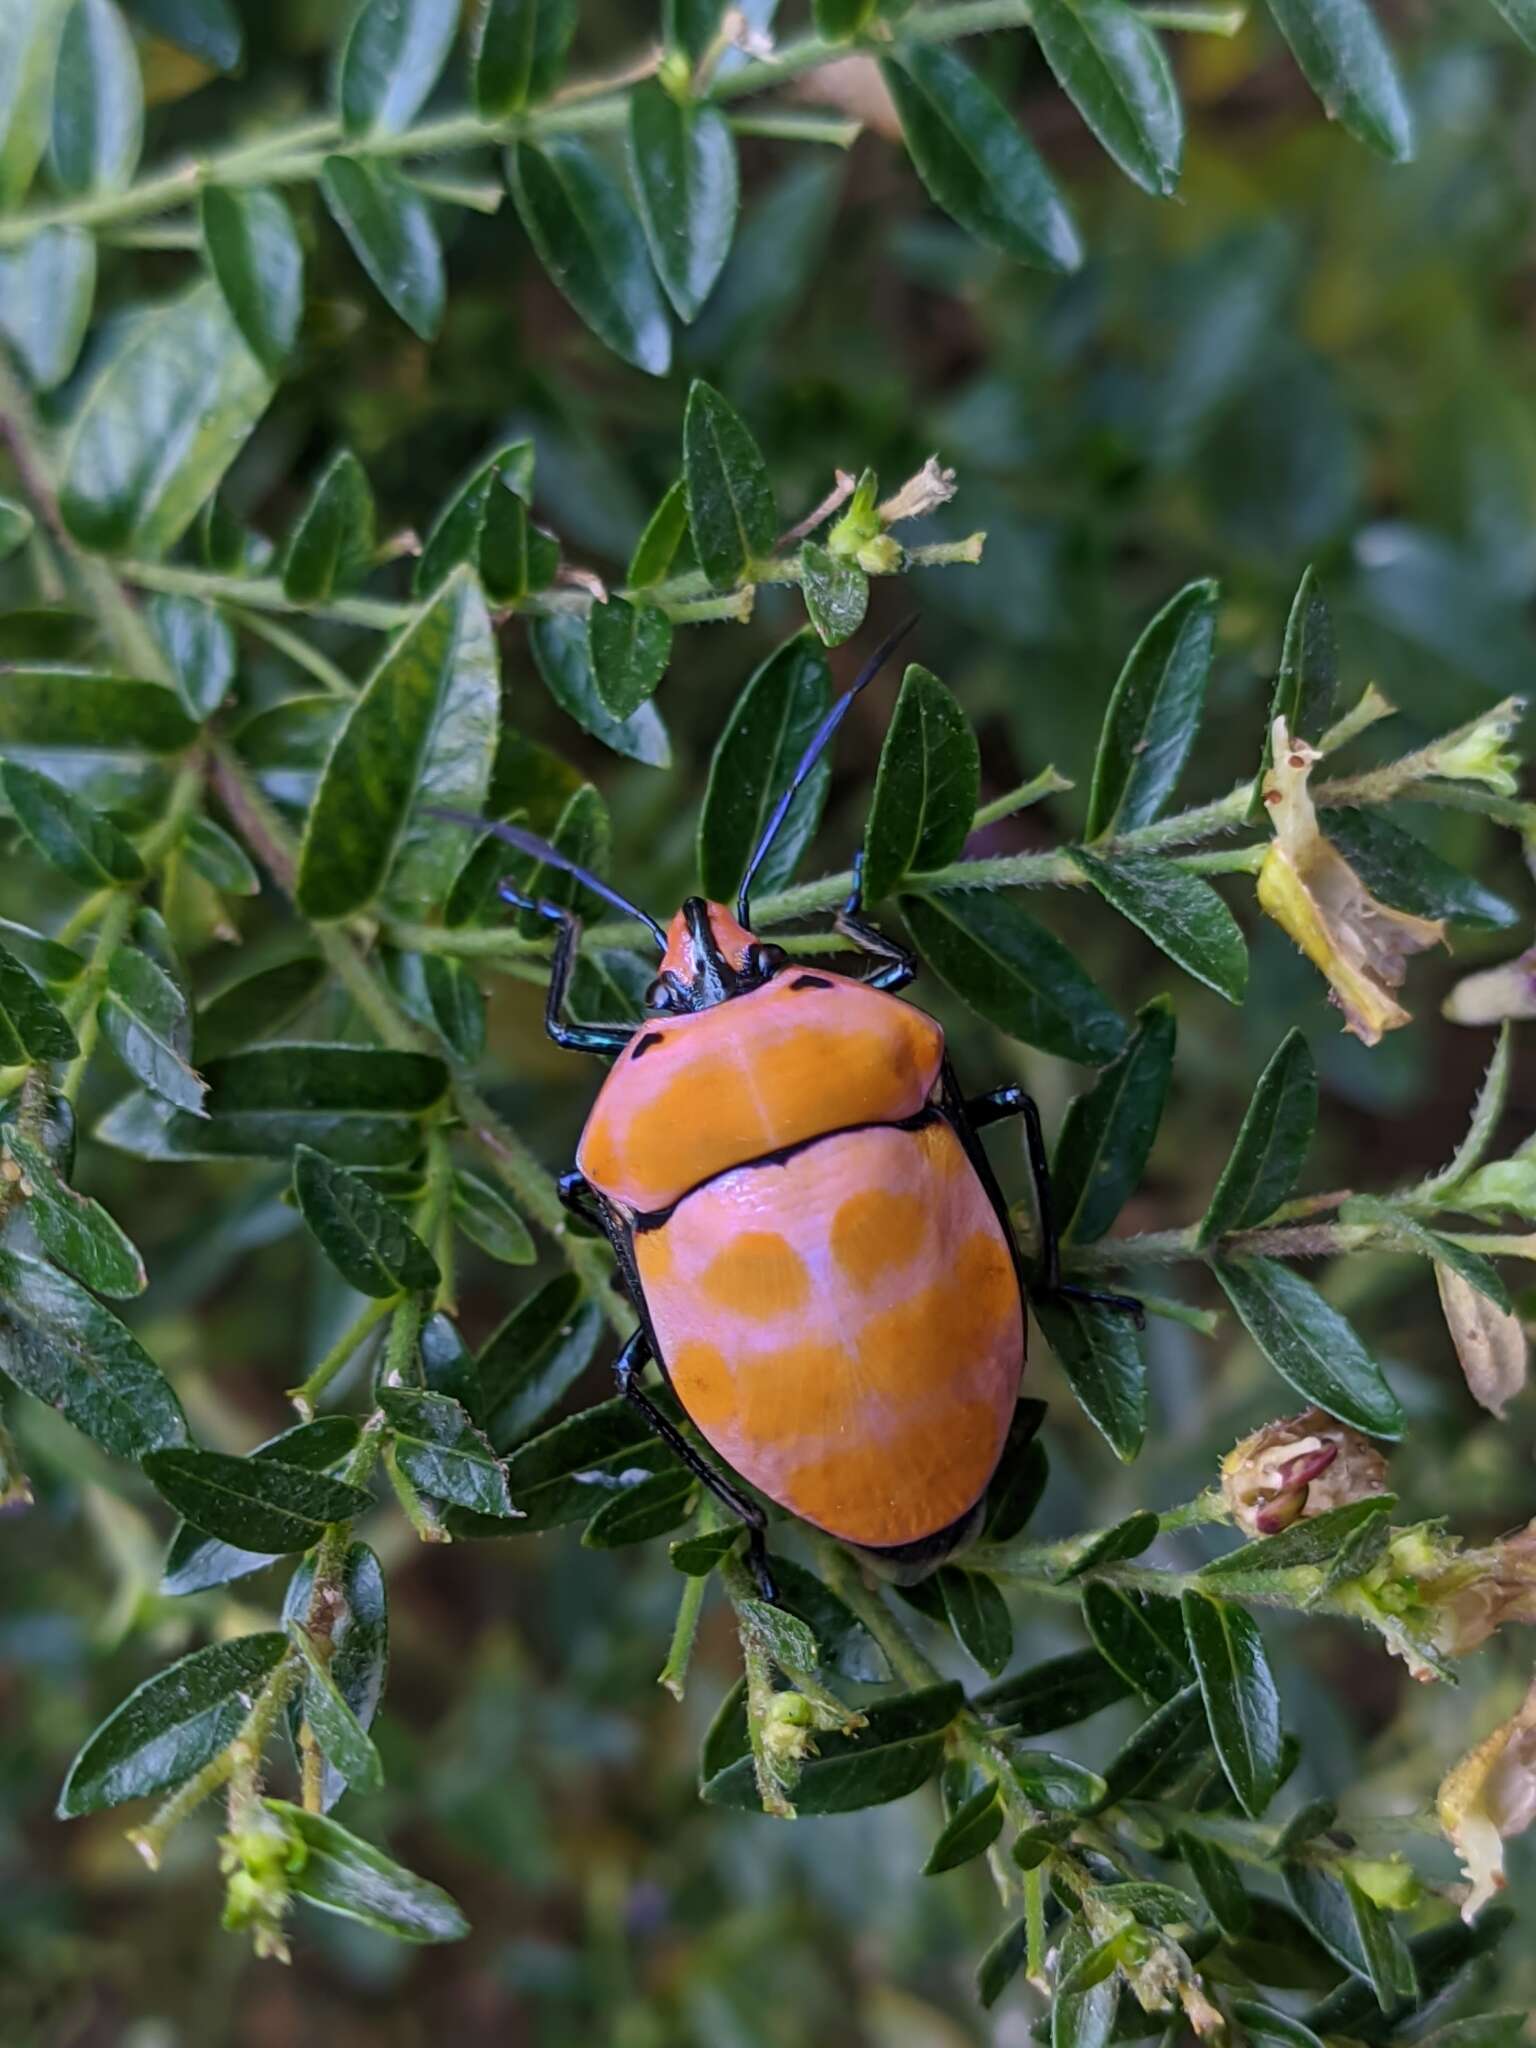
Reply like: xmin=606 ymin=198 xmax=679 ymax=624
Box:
xmin=645 ymin=900 xmax=788 ymax=1014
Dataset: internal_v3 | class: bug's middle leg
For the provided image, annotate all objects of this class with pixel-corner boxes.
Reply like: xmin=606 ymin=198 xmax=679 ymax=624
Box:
xmin=612 ymin=1327 xmax=777 ymax=1600
xmin=832 ymin=850 xmax=917 ymax=993
xmin=497 ymin=881 xmax=633 ymax=1057
xmin=967 ymin=1083 xmax=1143 ymax=1324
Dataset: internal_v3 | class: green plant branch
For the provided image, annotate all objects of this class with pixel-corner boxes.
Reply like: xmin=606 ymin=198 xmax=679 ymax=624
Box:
xmin=288 ymin=1295 xmax=395 ymax=1416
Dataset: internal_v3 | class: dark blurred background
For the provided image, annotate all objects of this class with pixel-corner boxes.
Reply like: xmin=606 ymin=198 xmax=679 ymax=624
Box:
xmin=6 ymin=1 xmax=1536 ymax=2041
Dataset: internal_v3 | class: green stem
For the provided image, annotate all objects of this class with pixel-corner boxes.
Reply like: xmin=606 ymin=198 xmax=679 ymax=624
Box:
xmin=972 ymin=767 xmax=1074 ymax=829
xmin=658 ymin=1568 xmax=709 ymax=1703
xmin=378 ymin=1295 xmax=423 ymax=1392
xmin=226 ymin=605 xmax=358 ymax=697
xmin=117 ymin=561 xmax=415 ymax=632
xmin=61 ymin=890 xmax=137 ymax=1104
xmin=288 ymin=1294 xmax=395 ymax=1417
xmin=127 ymin=1743 xmax=241 ymax=1869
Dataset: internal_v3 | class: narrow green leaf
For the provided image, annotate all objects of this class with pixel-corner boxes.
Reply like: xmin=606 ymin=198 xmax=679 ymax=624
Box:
xmin=973 ymin=1646 xmax=1129 ymax=1733
xmin=1199 ymin=1496 xmax=1396 ymax=1582
xmin=59 ymin=283 xmax=271 ymax=556
xmin=923 ymin=1782 xmax=1002 ymax=1874
xmin=475 ymin=1270 xmax=603 ymax=1445
xmin=628 ymin=80 xmax=738 ymax=323
xmin=143 ymin=1445 xmax=374 ymax=1553
xmin=1032 ymin=1293 xmax=1146 ymax=1458
xmin=814 ymin=0 xmax=875 ymax=33
xmin=1010 ymin=1750 xmax=1108 ymax=1814
xmin=769 ymin=1557 xmax=889 ymax=1682
xmin=902 ymin=890 xmax=1126 ymax=1065
xmin=414 ymin=438 xmax=534 ymax=596
xmin=48 ymin=0 xmax=141 ymax=195
xmin=0 ymin=225 xmax=95 ymax=390
xmin=508 ymin=138 xmax=671 ymax=375
xmin=587 ymin=597 xmax=672 ymax=719
xmin=1029 ymin=0 xmax=1181 ymax=196
xmin=0 ymin=940 xmax=78 ymax=1062
xmin=1198 ymin=1028 xmax=1316 ymax=1242
xmin=418 ymin=1310 xmax=482 ymax=1416
xmin=1086 ymin=579 xmax=1218 ymax=839
xmin=0 ymin=0 xmax=69 ymax=207
xmin=670 ymin=1526 xmax=738 ymax=1576
xmin=1342 ymin=1868 xmax=1418 ymax=2011
xmin=490 ymin=1395 xmax=668 ymax=1528
xmin=451 ymin=1169 xmax=535 ymax=1266
xmin=281 ymin=1541 xmax=388 ymax=1811
xmin=472 ymin=0 xmax=574 ymax=113
xmin=199 ymin=183 xmax=303 ymax=377
xmin=1250 ymin=566 xmax=1337 ymax=818
xmin=147 ymin=592 xmax=236 ymax=722
xmin=1326 ymin=807 xmax=1518 ymax=931
xmin=0 ymin=495 xmax=32 ymax=562
xmin=1177 ymin=1829 xmax=1252 ymax=1937
xmin=1046 ymin=1509 xmax=1159 ymax=1582
xmin=627 ymin=478 xmax=688 ymax=588
xmin=799 ymin=541 xmax=868 ymax=647
xmin=293 ymin=1144 xmax=439 ymax=1298
xmin=1053 ymin=995 xmax=1174 ymax=1244
xmin=682 ymin=378 xmax=776 ymax=588
xmin=1231 ymin=2005 xmax=1327 ymax=2048
xmin=57 ymin=1632 xmax=287 ymax=1815
xmin=697 ymin=629 xmax=830 ymax=902
xmin=264 ymin=1800 xmax=469 ymax=1942
xmin=1262 ymin=0 xmax=1414 ymax=163
xmin=379 ymin=1388 xmax=516 ymax=1516
xmin=1213 ymin=1256 xmax=1404 ymax=1438
xmin=100 ymin=945 xmax=204 ymax=1115
xmin=2 ymin=1128 xmax=144 ymax=1297
xmin=976 ymin=1914 xmax=1031 ymax=2012
xmin=297 ymin=570 xmax=497 ymax=920
xmin=192 ymin=957 xmax=327 ymax=1062
xmin=581 ymin=1463 xmax=695 ymax=1546
xmin=937 ymin=1566 xmax=1013 ymax=1677
xmin=1081 ymin=1580 xmax=1191 ymax=1702
xmin=0 ymin=667 xmax=197 ymax=751
xmin=1487 ymin=0 xmax=1536 ymax=51
xmin=980 ymin=1399 xmax=1048 ymax=1543
xmin=182 ymin=815 xmax=259 ymax=896
xmin=529 ymin=611 xmax=672 ymax=767
xmin=1099 ymin=1682 xmax=1208 ymax=1805
xmin=1182 ymin=1591 xmax=1283 ymax=1818
xmin=321 ymin=155 xmax=445 ymax=341
xmin=1049 ymin=1920 xmax=1120 ymax=2042
xmin=281 ymin=450 xmax=377 ymax=606
xmin=478 ymin=485 xmax=559 ymax=604
xmin=882 ymin=42 xmax=1081 ymax=271
xmin=162 ymin=1420 xmax=361 ymax=1596
xmin=338 ymin=0 xmax=457 ymax=136
xmin=1343 ymin=1194 xmax=1511 ymax=1311
xmin=287 ymin=1621 xmax=384 ymax=1794
xmin=1075 ymin=850 xmax=1248 ymax=1003
xmin=0 ymin=918 xmax=84 ymax=987
xmin=122 ymin=0 xmax=240 ymax=68
xmin=1 ymin=758 xmax=143 ymax=883
xmin=863 ymin=663 xmax=979 ymax=903
xmin=703 ymin=1682 xmax=963 ymax=1814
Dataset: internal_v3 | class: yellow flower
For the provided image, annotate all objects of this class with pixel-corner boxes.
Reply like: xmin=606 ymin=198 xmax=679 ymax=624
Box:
xmin=1220 ymin=1407 xmax=1389 ymax=1538
xmin=1438 ymin=1674 xmax=1536 ymax=1920
xmin=1257 ymin=719 xmax=1444 ymax=1045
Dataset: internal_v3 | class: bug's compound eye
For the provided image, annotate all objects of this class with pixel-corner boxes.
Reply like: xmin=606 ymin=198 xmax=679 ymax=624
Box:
xmin=645 ymin=974 xmax=684 ymax=1012
xmin=746 ymin=943 xmax=788 ymax=982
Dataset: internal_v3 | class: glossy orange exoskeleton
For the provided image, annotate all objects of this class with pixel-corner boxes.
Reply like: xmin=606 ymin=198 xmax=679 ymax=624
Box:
xmin=439 ymin=626 xmax=1137 ymax=1598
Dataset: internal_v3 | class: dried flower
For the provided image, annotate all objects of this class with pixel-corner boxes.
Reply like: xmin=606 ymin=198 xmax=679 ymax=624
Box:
xmin=1257 ymin=719 xmax=1444 ymax=1045
xmin=1435 ymin=1263 xmax=1528 ymax=1419
xmin=1221 ymin=1407 xmax=1389 ymax=1538
xmin=878 ymin=456 xmax=958 ymax=526
xmin=1339 ymin=1521 xmax=1536 ymax=1677
xmin=1439 ymin=1675 xmax=1536 ymax=1919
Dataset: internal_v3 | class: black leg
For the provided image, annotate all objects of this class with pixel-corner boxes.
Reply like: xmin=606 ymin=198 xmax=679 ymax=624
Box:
xmin=613 ymin=1328 xmax=777 ymax=1600
xmin=833 ymin=851 xmax=917 ymax=994
xmin=498 ymin=881 xmax=634 ymax=1056
xmin=557 ymin=1167 xmax=608 ymax=1231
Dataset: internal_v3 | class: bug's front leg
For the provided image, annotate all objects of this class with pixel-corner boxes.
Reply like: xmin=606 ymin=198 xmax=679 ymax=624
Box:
xmin=831 ymin=850 xmax=917 ymax=993
xmin=497 ymin=881 xmax=634 ymax=1057
xmin=612 ymin=1328 xmax=777 ymax=1601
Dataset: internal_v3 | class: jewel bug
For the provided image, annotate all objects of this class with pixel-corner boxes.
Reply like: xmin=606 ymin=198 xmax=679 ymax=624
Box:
xmin=436 ymin=625 xmax=1137 ymax=1597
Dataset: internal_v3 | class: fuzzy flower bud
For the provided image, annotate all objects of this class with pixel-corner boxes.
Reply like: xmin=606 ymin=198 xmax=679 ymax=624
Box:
xmin=877 ymin=456 xmax=957 ymax=526
xmin=1221 ymin=1407 xmax=1389 ymax=1538
xmin=219 ymin=1811 xmax=306 ymax=1964
xmin=1338 ymin=1521 xmax=1536 ymax=1677
xmin=1439 ymin=1675 xmax=1536 ymax=1919
xmin=1422 ymin=696 xmax=1525 ymax=798
xmin=1444 ymin=946 xmax=1536 ymax=1027
xmin=1257 ymin=719 xmax=1444 ymax=1045
xmin=761 ymin=1690 xmax=820 ymax=1769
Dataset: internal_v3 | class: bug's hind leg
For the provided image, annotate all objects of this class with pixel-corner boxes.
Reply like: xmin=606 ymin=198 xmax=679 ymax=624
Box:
xmin=967 ymin=1083 xmax=1144 ymax=1326
xmin=613 ymin=1328 xmax=777 ymax=1600
xmin=832 ymin=850 xmax=917 ymax=993
xmin=497 ymin=881 xmax=634 ymax=1057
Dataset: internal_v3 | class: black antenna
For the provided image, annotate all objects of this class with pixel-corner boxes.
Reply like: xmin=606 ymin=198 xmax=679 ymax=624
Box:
xmin=425 ymin=808 xmax=668 ymax=949
xmin=736 ymin=614 xmax=918 ymax=926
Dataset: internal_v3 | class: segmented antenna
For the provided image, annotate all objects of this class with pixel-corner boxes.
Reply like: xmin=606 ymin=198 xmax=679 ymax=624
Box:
xmin=424 ymin=808 xmax=668 ymax=948
xmin=736 ymin=614 xmax=918 ymax=927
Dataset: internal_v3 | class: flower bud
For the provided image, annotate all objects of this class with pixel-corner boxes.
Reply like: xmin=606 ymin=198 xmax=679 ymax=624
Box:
xmin=762 ymin=1689 xmax=820 ymax=1768
xmin=1448 ymin=1158 xmax=1536 ymax=1217
xmin=1439 ymin=1675 xmax=1536 ymax=1920
xmin=1344 ymin=1855 xmax=1421 ymax=1911
xmin=1221 ymin=1407 xmax=1389 ymax=1538
xmin=1422 ymin=696 xmax=1525 ymax=798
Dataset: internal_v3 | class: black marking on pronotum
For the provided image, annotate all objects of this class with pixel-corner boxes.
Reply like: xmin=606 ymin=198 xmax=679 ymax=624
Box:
xmin=423 ymin=807 xmax=668 ymax=949
xmin=789 ymin=974 xmax=833 ymax=991
xmin=631 ymin=1031 xmax=666 ymax=1059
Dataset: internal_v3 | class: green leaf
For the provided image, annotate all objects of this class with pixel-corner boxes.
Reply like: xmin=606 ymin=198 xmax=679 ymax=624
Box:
xmin=379 ymin=1388 xmax=516 ymax=1516
xmin=1182 ymin=1591 xmax=1283 ymax=1817
xmin=799 ymin=541 xmax=868 ymax=647
xmin=1199 ymin=1496 xmax=1396 ymax=1582
xmin=339 ymin=0 xmax=456 ymax=135
xmin=902 ymin=890 xmax=1125 ymax=1065
xmin=582 ymin=1463 xmax=695 ymax=1546
xmin=1075 ymin=850 xmax=1248 ymax=1004
xmin=476 ymin=1271 xmax=604 ymax=1446
xmin=1178 ymin=1829 xmax=1252 ymax=1938
xmin=122 ymin=0 xmax=239 ymax=68
xmin=703 ymin=1682 xmax=963 ymax=1814
xmin=414 ymin=439 xmax=534 ymax=596
xmin=1230 ymin=2006 xmax=1326 ymax=2048
xmin=100 ymin=945 xmax=204 ymax=1115
xmin=472 ymin=0 xmax=574 ymax=113
xmin=697 ymin=629 xmax=830 ymax=902
xmin=1099 ymin=1681 xmax=1209 ymax=1804
xmin=451 ymin=1169 xmax=534 ymax=1267
xmin=387 ymin=945 xmax=486 ymax=1062
xmin=862 ymin=663 xmax=979 ymax=903
xmin=297 ymin=570 xmax=497 ymax=920
xmin=182 ymin=815 xmax=259 ymax=897
xmin=1302 ymin=1908 xmax=1512 ymax=2033
xmin=1 ymin=758 xmax=143 ymax=883
xmin=2 ymin=1128 xmax=143 ymax=1297
xmin=1213 ymin=1257 xmax=1404 ymax=1438
xmin=287 ymin=1621 xmax=384 ymax=1795
xmin=1048 ymin=1920 xmax=1120 ymax=2041
xmin=1283 ymin=1861 xmax=1376 ymax=1978
xmin=1343 ymin=1194 xmax=1511 ymax=1310
xmin=143 ymin=1446 xmax=374 ymax=1553
xmin=1342 ymin=1868 xmax=1418 ymax=2010
xmin=937 ymin=1566 xmax=1012 ymax=1677
xmin=980 ymin=1399 xmax=1048 ymax=1543
xmin=488 ymin=1396 xmax=670 ymax=1530
xmin=923 ymin=1781 xmax=1002 ymax=1874
xmin=882 ymin=42 xmax=1080 ymax=272
xmin=768 ymin=1557 xmax=889 ymax=1682
xmin=1325 ymin=807 xmax=1518 ymax=931
xmin=48 ymin=0 xmax=142 ymax=196
xmin=59 ymin=283 xmax=271 ymax=556
xmin=682 ymin=379 xmax=776 ymax=588
xmin=588 ymin=597 xmax=672 ymax=720
xmin=1487 ymin=0 xmax=1536 ymax=52
xmin=147 ymin=592 xmax=236 ymax=722
xmin=814 ymin=0 xmax=875 ymax=33
xmin=281 ymin=450 xmax=377 ymax=606
xmin=1081 ymin=1580 xmax=1191 ymax=1702
xmin=976 ymin=1914 xmax=1031 ymax=2012
xmin=1250 ymin=566 xmax=1338 ymax=818
xmin=1046 ymin=1509 xmax=1159 ymax=1582
xmin=293 ymin=1144 xmax=439 ymax=1298
xmin=1052 ymin=995 xmax=1174 ymax=1244
xmin=1199 ymin=1029 xmax=1316 ymax=1243
xmin=418 ymin=1310 xmax=482 ymax=1416
xmin=162 ymin=1419 xmax=361 ymax=1595
xmin=263 ymin=1800 xmax=469 ymax=1942
xmin=1009 ymin=1749 xmax=1109 ymax=1814
xmin=1262 ymin=0 xmax=1413 ymax=163
xmin=627 ymin=478 xmax=688 ymax=588
xmin=0 ymin=226 xmax=95 ymax=390
xmin=0 ymin=941 xmax=77 ymax=1063
xmin=1029 ymin=0 xmax=1181 ymax=196
xmin=529 ymin=611 xmax=672 ymax=767
xmin=508 ymin=138 xmax=671 ymax=376
xmin=1416 ymin=2018 xmax=1531 ymax=2048
xmin=628 ymin=80 xmax=738 ymax=324
xmin=973 ymin=1646 xmax=1129 ymax=1733
xmin=0 ymin=918 xmax=84 ymax=988
xmin=281 ymin=1541 xmax=388 ymax=1811
xmin=199 ymin=183 xmax=304 ymax=377
xmin=0 ymin=667 xmax=198 ymax=752
xmin=478 ymin=487 xmax=559 ymax=605
xmin=0 ymin=0 xmax=69 ymax=207
xmin=1033 ymin=1293 xmax=1146 ymax=1458
xmin=0 ymin=1245 xmax=187 ymax=1455
xmin=669 ymin=1525 xmax=738 ymax=1575
xmin=57 ymin=1632 xmax=287 ymax=1816
xmin=321 ymin=155 xmax=445 ymax=341
xmin=0 ymin=496 xmax=32 ymax=562
xmin=1086 ymin=579 xmax=1218 ymax=839
xmin=192 ymin=957 xmax=327 ymax=1062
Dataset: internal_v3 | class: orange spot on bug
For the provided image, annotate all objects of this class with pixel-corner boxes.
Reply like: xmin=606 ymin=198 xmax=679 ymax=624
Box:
xmin=830 ymin=1187 xmax=925 ymax=1290
xmin=700 ymin=1231 xmax=810 ymax=1319
xmin=669 ymin=1339 xmax=735 ymax=1429
xmin=735 ymin=1340 xmax=856 ymax=1445
xmin=782 ymin=1396 xmax=1001 ymax=1547
xmin=634 ymin=1228 xmax=673 ymax=1287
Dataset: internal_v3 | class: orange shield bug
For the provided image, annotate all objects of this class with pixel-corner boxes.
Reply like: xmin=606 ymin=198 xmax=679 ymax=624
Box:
xmin=435 ymin=625 xmax=1138 ymax=1598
